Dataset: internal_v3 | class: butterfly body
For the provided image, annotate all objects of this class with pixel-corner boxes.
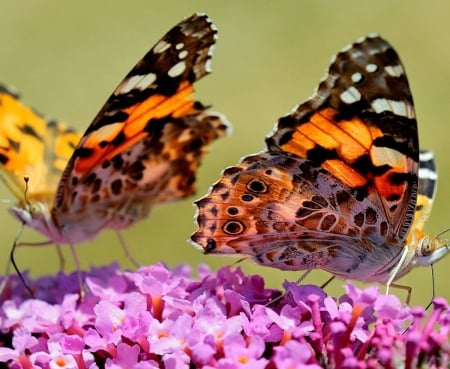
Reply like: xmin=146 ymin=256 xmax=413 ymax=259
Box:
xmin=192 ymin=34 xmax=449 ymax=285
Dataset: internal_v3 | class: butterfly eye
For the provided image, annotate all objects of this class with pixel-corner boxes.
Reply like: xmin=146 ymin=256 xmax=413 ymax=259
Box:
xmin=418 ymin=237 xmax=435 ymax=256
xmin=246 ymin=179 xmax=268 ymax=193
xmin=222 ymin=220 xmax=245 ymax=235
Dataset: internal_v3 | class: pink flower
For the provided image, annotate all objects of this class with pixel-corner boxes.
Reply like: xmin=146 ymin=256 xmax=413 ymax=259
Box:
xmin=0 ymin=263 xmax=448 ymax=368
xmin=105 ymin=343 xmax=158 ymax=369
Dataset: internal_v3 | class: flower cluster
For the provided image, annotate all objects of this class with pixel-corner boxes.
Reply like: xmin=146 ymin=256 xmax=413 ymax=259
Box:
xmin=0 ymin=263 xmax=448 ymax=368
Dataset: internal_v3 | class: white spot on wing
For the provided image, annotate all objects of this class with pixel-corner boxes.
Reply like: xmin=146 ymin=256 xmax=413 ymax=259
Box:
xmin=351 ymin=72 xmax=362 ymax=83
xmin=178 ymin=50 xmax=188 ymax=59
xmin=340 ymin=43 xmax=353 ymax=53
xmin=154 ymin=40 xmax=171 ymax=53
xmin=329 ymin=54 xmax=337 ymax=64
xmin=370 ymin=146 xmax=404 ymax=168
xmin=175 ymin=42 xmax=184 ymax=50
xmin=340 ymin=86 xmax=361 ymax=104
xmin=366 ymin=64 xmax=378 ymax=73
xmin=385 ymin=65 xmax=404 ymax=77
xmin=135 ymin=73 xmax=157 ymax=91
xmin=93 ymin=122 xmax=123 ymax=141
xmin=371 ymin=98 xmax=415 ymax=118
xmin=117 ymin=73 xmax=157 ymax=94
xmin=168 ymin=61 xmax=186 ymax=78
xmin=205 ymin=58 xmax=213 ymax=73
xmin=208 ymin=43 xmax=216 ymax=57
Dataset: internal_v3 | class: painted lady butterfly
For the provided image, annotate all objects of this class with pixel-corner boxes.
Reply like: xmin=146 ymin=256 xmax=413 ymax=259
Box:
xmin=191 ymin=34 xmax=449 ymax=292
xmin=0 ymin=14 xmax=228 ymax=266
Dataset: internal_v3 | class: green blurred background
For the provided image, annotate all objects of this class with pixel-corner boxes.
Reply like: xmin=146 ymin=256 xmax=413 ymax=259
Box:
xmin=0 ymin=1 xmax=449 ymax=306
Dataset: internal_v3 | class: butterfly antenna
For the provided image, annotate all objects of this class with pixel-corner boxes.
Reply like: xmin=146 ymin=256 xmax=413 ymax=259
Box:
xmin=23 ymin=175 xmax=31 ymax=208
xmin=427 ymin=228 xmax=450 ymax=308
xmin=433 ymin=227 xmax=450 ymax=240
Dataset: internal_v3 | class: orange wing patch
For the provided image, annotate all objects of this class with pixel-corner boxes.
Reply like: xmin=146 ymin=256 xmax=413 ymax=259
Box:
xmin=0 ymin=86 xmax=81 ymax=200
xmin=280 ymin=107 xmax=385 ymax=189
xmin=73 ymin=81 xmax=197 ymax=174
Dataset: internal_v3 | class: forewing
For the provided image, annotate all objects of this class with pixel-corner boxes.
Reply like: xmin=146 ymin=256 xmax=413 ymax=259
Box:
xmin=54 ymin=13 xmax=229 ymax=220
xmin=266 ymin=35 xmax=418 ymax=242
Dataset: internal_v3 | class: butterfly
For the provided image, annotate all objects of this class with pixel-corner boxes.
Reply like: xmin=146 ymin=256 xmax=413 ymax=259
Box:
xmin=191 ymin=34 xmax=449 ymax=292
xmin=0 ymin=13 xmax=228 ymax=275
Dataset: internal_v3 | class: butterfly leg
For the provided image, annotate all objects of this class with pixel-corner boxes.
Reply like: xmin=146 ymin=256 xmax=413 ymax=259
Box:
xmin=384 ymin=246 xmax=414 ymax=304
xmin=115 ymin=230 xmax=140 ymax=268
xmin=55 ymin=244 xmax=66 ymax=272
xmin=423 ymin=264 xmax=436 ymax=310
xmin=266 ymin=269 xmax=315 ymax=307
xmin=294 ymin=269 xmax=313 ymax=285
xmin=320 ymin=275 xmax=336 ymax=289
xmin=389 ymin=283 xmax=412 ymax=305
xmin=61 ymin=229 xmax=86 ymax=301
xmin=69 ymin=242 xmax=85 ymax=301
xmin=0 ymin=224 xmax=35 ymax=298
xmin=0 ymin=257 xmax=12 ymax=298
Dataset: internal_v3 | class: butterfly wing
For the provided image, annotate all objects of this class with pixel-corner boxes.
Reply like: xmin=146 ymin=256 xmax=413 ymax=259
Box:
xmin=192 ymin=35 xmax=421 ymax=282
xmin=54 ymin=13 xmax=229 ymax=233
xmin=266 ymin=35 xmax=418 ymax=242
xmin=411 ymin=150 xmax=437 ymax=233
xmin=0 ymin=85 xmax=81 ymax=204
xmin=192 ymin=151 xmax=392 ymax=273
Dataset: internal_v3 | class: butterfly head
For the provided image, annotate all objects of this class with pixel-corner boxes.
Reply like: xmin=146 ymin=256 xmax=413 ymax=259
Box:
xmin=8 ymin=200 xmax=65 ymax=243
xmin=414 ymin=233 xmax=450 ymax=267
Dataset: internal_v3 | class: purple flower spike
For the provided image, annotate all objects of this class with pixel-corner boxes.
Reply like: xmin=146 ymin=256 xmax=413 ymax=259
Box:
xmin=0 ymin=263 xmax=449 ymax=368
